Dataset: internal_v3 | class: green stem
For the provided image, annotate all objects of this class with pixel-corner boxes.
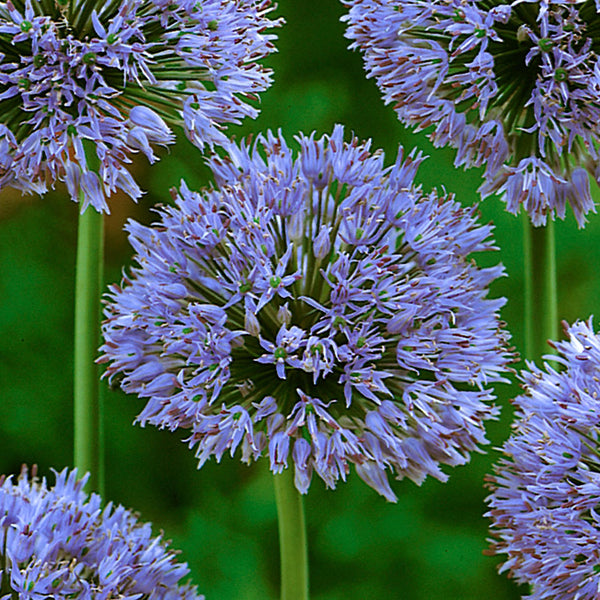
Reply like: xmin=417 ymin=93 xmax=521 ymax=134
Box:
xmin=273 ymin=469 xmax=309 ymax=600
xmin=522 ymin=215 xmax=558 ymax=361
xmin=74 ymin=207 xmax=105 ymax=494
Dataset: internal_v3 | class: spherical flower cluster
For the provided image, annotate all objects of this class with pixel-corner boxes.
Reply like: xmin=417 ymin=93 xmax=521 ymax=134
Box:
xmin=0 ymin=0 xmax=280 ymax=212
xmin=486 ymin=318 xmax=600 ymax=598
xmin=0 ymin=466 xmax=203 ymax=600
xmin=343 ymin=0 xmax=600 ymax=227
xmin=99 ymin=125 xmax=512 ymax=502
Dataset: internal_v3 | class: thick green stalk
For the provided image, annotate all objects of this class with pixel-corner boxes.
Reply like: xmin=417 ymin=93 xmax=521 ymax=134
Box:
xmin=274 ymin=469 xmax=309 ymax=600
xmin=74 ymin=206 xmax=105 ymax=494
xmin=522 ymin=215 xmax=558 ymax=361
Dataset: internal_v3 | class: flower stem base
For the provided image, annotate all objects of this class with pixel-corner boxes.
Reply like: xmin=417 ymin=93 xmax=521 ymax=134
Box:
xmin=74 ymin=207 xmax=105 ymax=494
xmin=274 ymin=468 xmax=309 ymax=600
xmin=523 ymin=215 xmax=558 ymax=361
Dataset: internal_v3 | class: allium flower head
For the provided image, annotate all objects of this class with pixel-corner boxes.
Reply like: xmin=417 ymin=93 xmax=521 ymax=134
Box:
xmin=0 ymin=466 xmax=203 ymax=600
xmin=343 ymin=0 xmax=600 ymax=227
xmin=0 ymin=0 xmax=280 ymax=212
xmin=100 ymin=125 xmax=511 ymax=502
xmin=486 ymin=318 xmax=600 ymax=598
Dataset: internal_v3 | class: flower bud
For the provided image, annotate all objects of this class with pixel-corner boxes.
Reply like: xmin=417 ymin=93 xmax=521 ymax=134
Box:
xmin=245 ymin=308 xmax=261 ymax=336
xmin=277 ymin=303 xmax=292 ymax=326
xmin=129 ymin=106 xmax=174 ymax=145
xmin=313 ymin=225 xmax=331 ymax=259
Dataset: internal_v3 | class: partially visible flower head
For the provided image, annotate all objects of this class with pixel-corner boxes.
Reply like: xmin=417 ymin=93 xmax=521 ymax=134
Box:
xmin=0 ymin=0 xmax=280 ymax=212
xmin=486 ymin=318 xmax=600 ymax=598
xmin=343 ymin=0 xmax=600 ymax=227
xmin=99 ymin=125 xmax=512 ymax=502
xmin=0 ymin=466 xmax=203 ymax=600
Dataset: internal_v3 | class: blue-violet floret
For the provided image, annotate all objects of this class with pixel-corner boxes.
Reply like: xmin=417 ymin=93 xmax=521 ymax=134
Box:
xmin=343 ymin=0 xmax=600 ymax=226
xmin=0 ymin=466 xmax=203 ymax=600
xmin=0 ymin=0 xmax=280 ymax=211
xmin=100 ymin=125 xmax=512 ymax=501
xmin=486 ymin=318 xmax=600 ymax=598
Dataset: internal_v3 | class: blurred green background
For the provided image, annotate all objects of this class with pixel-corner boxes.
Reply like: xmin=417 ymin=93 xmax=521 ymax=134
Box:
xmin=1 ymin=1 xmax=600 ymax=598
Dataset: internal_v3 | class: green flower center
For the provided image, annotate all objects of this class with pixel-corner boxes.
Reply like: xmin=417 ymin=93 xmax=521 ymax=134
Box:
xmin=554 ymin=68 xmax=568 ymax=82
xmin=274 ymin=347 xmax=287 ymax=360
xmin=83 ymin=52 xmax=97 ymax=65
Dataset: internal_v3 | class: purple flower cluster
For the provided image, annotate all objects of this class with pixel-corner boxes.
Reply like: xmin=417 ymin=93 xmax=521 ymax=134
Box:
xmin=486 ymin=318 xmax=600 ymax=598
xmin=0 ymin=466 xmax=203 ymax=600
xmin=343 ymin=0 xmax=600 ymax=227
xmin=99 ymin=126 xmax=511 ymax=502
xmin=0 ymin=0 xmax=280 ymax=212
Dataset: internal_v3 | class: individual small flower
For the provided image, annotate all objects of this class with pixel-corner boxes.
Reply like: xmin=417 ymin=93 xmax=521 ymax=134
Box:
xmin=99 ymin=125 xmax=512 ymax=502
xmin=342 ymin=0 xmax=600 ymax=226
xmin=0 ymin=0 xmax=280 ymax=212
xmin=486 ymin=318 xmax=600 ymax=598
xmin=0 ymin=466 xmax=203 ymax=600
